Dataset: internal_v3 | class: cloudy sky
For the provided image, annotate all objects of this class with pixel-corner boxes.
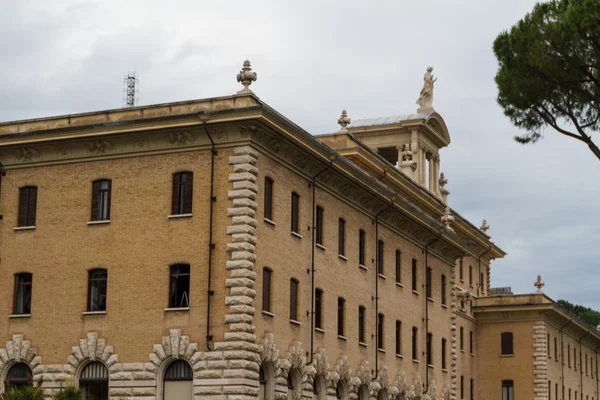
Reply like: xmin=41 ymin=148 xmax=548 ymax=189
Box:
xmin=2 ymin=1 xmax=599 ymax=309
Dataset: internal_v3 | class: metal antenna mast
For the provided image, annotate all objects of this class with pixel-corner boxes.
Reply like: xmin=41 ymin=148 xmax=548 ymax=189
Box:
xmin=123 ymin=71 xmax=139 ymax=108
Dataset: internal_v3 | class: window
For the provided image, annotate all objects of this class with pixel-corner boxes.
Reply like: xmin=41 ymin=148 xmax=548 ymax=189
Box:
xmin=412 ymin=327 xmax=418 ymax=360
xmin=291 ymin=192 xmax=300 ymax=233
xmin=548 ymin=381 xmax=551 ymax=400
xmin=338 ymin=219 xmax=346 ymax=256
xmin=442 ymin=338 xmax=447 ymax=369
xmin=574 ymin=348 xmax=577 ymax=370
xmin=460 ymin=375 xmax=464 ymax=399
xmin=555 ymin=383 xmax=558 ymax=400
xmin=412 ymin=259 xmax=418 ymax=291
xmin=164 ymin=360 xmax=193 ymax=400
xmin=13 ymin=273 xmax=32 ymax=315
xmin=460 ymin=327 xmax=464 ymax=350
xmin=470 ymin=379 xmax=474 ymax=400
xmin=426 ymin=333 xmax=433 ymax=365
xmin=358 ymin=306 xmax=366 ymax=343
xmin=554 ymin=337 xmax=558 ymax=361
xmin=80 ymin=361 xmax=109 ymax=400
xmin=586 ymin=354 xmax=588 ymax=375
xmin=459 ymin=259 xmax=464 ymax=281
xmin=547 ymin=334 xmax=551 ymax=358
xmin=470 ymin=331 xmax=473 ymax=354
xmin=480 ymin=272 xmax=484 ymax=293
xmin=441 ymin=274 xmax=447 ymax=305
xmin=395 ymin=250 xmax=401 ymax=284
xmin=264 ymin=177 xmax=273 ymax=220
xmin=315 ymin=288 xmax=323 ymax=329
xmin=262 ymin=268 xmax=272 ymax=313
xmin=568 ymin=345 xmax=571 ymax=367
xmin=469 ymin=265 xmax=473 ymax=286
xmin=337 ymin=297 xmax=345 ymax=336
xmin=172 ymin=172 xmax=193 ymax=215
xmin=4 ymin=363 xmax=32 ymax=391
xmin=358 ymin=230 xmax=366 ymax=266
xmin=377 ymin=313 xmax=384 ymax=350
xmin=88 ymin=269 xmax=107 ymax=312
xmin=501 ymin=332 xmax=513 ymax=355
xmin=426 ymin=267 xmax=432 ymax=298
xmin=91 ymin=179 xmax=111 ymax=221
xmin=290 ymin=279 xmax=299 ymax=321
xmin=169 ymin=264 xmax=190 ymax=308
xmin=316 ymin=206 xmax=324 ymax=245
xmin=18 ymin=186 xmax=37 ymax=227
xmin=377 ymin=240 xmax=384 ymax=275
xmin=395 ymin=321 xmax=402 ymax=355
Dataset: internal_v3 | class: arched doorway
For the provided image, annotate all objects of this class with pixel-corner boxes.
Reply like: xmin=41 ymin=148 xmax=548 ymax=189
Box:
xmin=79 ymin=361 xmax=109 ymax=400
xmin=163 ymin=360 xmax=193 ymax=400
xmin=4 ymin=363 xmax=32 ymax=391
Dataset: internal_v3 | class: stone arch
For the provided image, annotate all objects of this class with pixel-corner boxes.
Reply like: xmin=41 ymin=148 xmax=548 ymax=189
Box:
xmin=258 ymin=333 xmax=279 ymax=400
xmin=332 ymin=355 xmax=352 ymax=399
xmin=425 ymin=113 xmax=450 ymax=146
xmin=0 ymin=335 xmax=42 ymax=393
xmin=279 ymin=341 xmax=315 ymax=398
xmin=67 ymin=332 xmax=117 ymax=385
xmin=354 ymin=360 xmax=372 ymax=400
xmin=394 ymin=372 xmax=407 ymax=400
xmin=311 ymin=348 xmax=330 ymax=397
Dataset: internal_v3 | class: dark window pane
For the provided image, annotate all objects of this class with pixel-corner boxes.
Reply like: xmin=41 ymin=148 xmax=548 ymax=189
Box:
xmin=264 ymin=178 xmax=273 ymax=220
xmin=442 ymin=338 xmax=447 ymax=369
xmin=359 ymin=306 xmax=365 ymax=343
xmin=316 ymin=206 xmax=324 ymax=245
xmin=6 ymin=363 xmax=33 ymax=391
xmin=426 ymin=267 xmax=432 ymax=298
xmin=441 ymin=274 xmax=447 ymax=305
xmin=427 ymin=333 xmax=432 ymax=365
xmin=377 ymin=313 xmax=384 ymax=349
xmin=412 ymin=259 xmax=418 ymax=291
xmin=377 ymin=240 xmax=384 ymax=275
xmin=291 ymin=192 xmax=299 ymax=233
xmin=290 ymin=279 xmax=298 ymax=320
xmin=359 ymin=230 xmax=366 ymax=266
xmin=88 ymin=269 xmax=107 ymax=312
xmin=262 ymin=268 xmax=271 ymax=312
xmin=412 ymin=327 xmax=418 ymax=360
xmin=395 ymin=250 xmax=401 ymax=283
xmin=169 ymin=264 xmax=190 ymax=308
xmin=92 ymin=180 xmax=111 ymax=221
xmin=395 ymin=320 xmax=401 ymax=355
xmin=338 ymin=219 xmax=345 ymax=256
xmin=315 ymin=289 xmax=323 ymax=329
xmin=501 ymin=332 xmax=513 ymax=355
xmin=337 ymin=297 xmax=345 ymax=336
xmin=14 ymin=273 xmax=32 ymax=315
xmin=18 ymin=186 xmax=38 ymax=227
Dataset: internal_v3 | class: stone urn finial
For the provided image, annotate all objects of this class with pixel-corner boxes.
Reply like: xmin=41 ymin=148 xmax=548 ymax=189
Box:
xmin=439 ymin=172 xmax=450 ymax=205
xmin=441 ymin=207 xmax=455 ymax=233
xmin=236 ymin=59 xmax=257 ymax=94
xmin=338 ymin=109 xmax=351 ymax=133
xmin=480 ymin=219 xmax=490 ymax=233
xmin=534 ymin=275 xmax=545 ymax=294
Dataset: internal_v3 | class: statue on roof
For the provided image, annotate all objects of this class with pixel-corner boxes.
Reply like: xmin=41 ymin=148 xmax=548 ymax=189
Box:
xmin=416 ymin=67 xmax=437 ymax=111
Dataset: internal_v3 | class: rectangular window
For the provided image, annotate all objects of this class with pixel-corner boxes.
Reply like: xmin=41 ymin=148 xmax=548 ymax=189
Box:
xmin=88 ymin=269 xmax=107 ymax=312
xmin=480 ymin=272 xmax=484 ymax=293
xmin=568 ymin=345 xmax=571 ymax=367
xmin=316 ymin=206 xmax=324 ymax=245
xmin=337 ymin=297 xmax=345 ymax=336
xmin=91 ymin=179 xmax=111 ymax=221
xmin=459 ymin=259 xmax=464 ymax=280
xmin=574 ymin=348 xmax=577 ymax=370
xmin=442 ymin=338 xmax=447 ymax=369
xmin=395 ymin=250 xmax=401 ymax=284
xmin=172 ymin=172 xmax=193 ymax=215
xmin=264 ymin=177 xmax=273 ymax=220
xmin=461 ymin=376 xmax=464 ymax=399
xmin=470 ymin=331 xmax=473 ymax=354
xmin=338 ymin=219 xmax=346 ymax=256
xmin=377 ymin=314 xmax=384 ymax=349
xmin=315 ymin=288 xmax=323 ymax=329
xmin=377 ymin=240 xmax=384 ymax=275
xmin=460 ymin=327 xmax=464 ymax=350
xmin=359 ymin=306 xmax=366 ymax=343
xmin=169 ymin=264 xmax=190 ymax=308
xmin=547 ymin=334 xmax=551 ymax=358
xmin=396 ymin=320 xmax=402 ymax=355
xmin=501 ymin=332 xmax=513 ymax=355
xmin=470 ymin=379 xmax=474 ymax=400
xmin=262 ymin=268 xmax=272 ymax=312
xmin=359 ymin=230 xmax=366 ymax=266
xmin=18 ymin=186 xmax=38 ymax=227
xmin=291 ymin=192 xmax=300 ymax=233
xmin=13 ymin=273 xmax=32 ymax=315
xmin=290 ymin=279 xmax=298 ymax=320
xmin=412 ymin=327 xmax=418 ymax=360
xmin=426 ymin=267 xmax=432 ymax=298
xmin=412 ymin=259 xmax=418 ymax=291
xmin=555 ymin=337 xmax=558 ymax=361
xmin=441 ymin=274 xmax=447 ymax=305
xmin=469 ymin=265 xmax=473 ymax=286
xmin=549 ymin=381 xmax=551 ymax=400
xmin=427 ymin=333 xmax=433 ymax=365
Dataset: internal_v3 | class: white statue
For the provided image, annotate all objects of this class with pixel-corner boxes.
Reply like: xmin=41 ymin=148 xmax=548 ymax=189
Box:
xmin=416 ymin=67 xmax=437 ymax=110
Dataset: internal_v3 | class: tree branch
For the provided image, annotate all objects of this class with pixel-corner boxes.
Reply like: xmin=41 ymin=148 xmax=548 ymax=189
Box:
xmin=534 ymin=105 xmax=586 ymax=142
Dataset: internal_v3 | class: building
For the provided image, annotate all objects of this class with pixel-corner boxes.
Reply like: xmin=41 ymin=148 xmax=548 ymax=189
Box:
xmin=0 ymin=61 xmax=596 ymax=400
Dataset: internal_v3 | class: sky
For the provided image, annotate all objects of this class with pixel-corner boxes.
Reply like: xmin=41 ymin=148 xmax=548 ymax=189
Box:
xmin=1 ymin=0 xmax=599 ymax=309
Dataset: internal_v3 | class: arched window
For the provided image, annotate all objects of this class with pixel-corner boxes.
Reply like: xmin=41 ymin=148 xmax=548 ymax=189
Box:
xmin=79 ymin=361 xmax=109 ymax=400
xmin=169 ymin=264 xmax=190 ymax=308
xmin=13 ymin=273 xmax=32 ymax=315
xmin=164 ymin=360 xmax=192 ymax=400
xmin=5 ymin=363 xmax=32 ymax=391
xmin=88 ymin=269 xmax=107 ymax=312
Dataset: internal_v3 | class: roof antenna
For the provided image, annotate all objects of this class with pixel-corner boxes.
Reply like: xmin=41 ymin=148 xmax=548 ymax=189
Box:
xmin=123 ymin=71 xmax=139 ymax=108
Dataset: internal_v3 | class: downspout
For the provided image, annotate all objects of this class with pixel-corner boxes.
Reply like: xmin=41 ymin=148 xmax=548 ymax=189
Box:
xmin=308 ymin=158 xmax=336 ymax=364
xmin=560 ymin=319 xmax=573 ymax=399
xmin=202 ymin=121 xmax=217 ymax=350
xmin=424 ymin=233 xmax=442 ymax=392
xmin=477 ymin=246 xmax=492 ymax=297
xmin=374 ymin=199 xmax=395 ymax=378
xmin=579 ymin=331 xmax=591 ymax=398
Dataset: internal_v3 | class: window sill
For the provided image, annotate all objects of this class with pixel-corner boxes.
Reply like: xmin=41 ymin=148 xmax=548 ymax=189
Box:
xmin=427 ymin=364 xmax=435 ymax=369
xmin=460 ymin=279 xmax=465 ymax=283
xmin=412 ymin=290 xmax=419 ymax=296
xmin=359 ymin=342 xmax=368 ymax=348
xmin=442 ymin=368 xmax=448 ymax=373
xmin=82 ymin=311 xmax=106 ymax=316
xmin=500 ymin=354 xmax=514 ymax=358
xmin=427 ymin=297 xmax=434 ymax=302
xmin=378 ymin=348 xmax=386 ymax=353
xmin=9 ymin=314 xmax=31 ymax=319
xmin=338 ymin=335 xmax=347 ymax=341
xmin=412 ymin=359 xmax=419 ymax=364
xmin=461 ymin=349 xmax=465 ymax=353
xmin=396 ymin=282 xmax=403 ymax=288
xmin=359 ymin=264 xmax=368 ymax=271
xmin=338 ymin=254 xmax=348 ymax=261
xmin=164 ymin=307 xmax=190 ymax=312
xmin=168 ymin=213 xmax=192 ymax=219
xmin=442 ymin=304 xmax=448 ymax=309
xmin=87 ymin=220 xmax=110 ymax=225
xmin=14 ymin=226 xmax=35 ymax=231
xmin=264 ymin=218 xmax=276 ymax=226
xmin=378 ymin=274 xmax=387 ymax=280
xmin=396 ymin=354 xmax=403 ymax=359
xmin=470 ymin=285 xmax=474 ymax=289
xmin=290 ymin=319 xmax=301 ymax=326
xmin=470 ymin=353 xmax=475 ymax=357
xmin=315 ymin=327 xmax=325 ymax=334
xmin=291 ymin=231 xmax=302 ymax=239
xmin=316 ymin=243 xmax=326 ymax=251
xmin=261 ymin=310 xmax=275 ymax=318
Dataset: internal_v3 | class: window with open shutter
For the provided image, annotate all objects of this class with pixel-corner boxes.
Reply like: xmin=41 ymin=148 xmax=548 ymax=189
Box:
xmin=172 ymin=172 xmax=193 ymax=215
xmin=169 ymin=264 xmax=190 ymax=308
xmin=18 ymin=186 xmax=37 ymax=227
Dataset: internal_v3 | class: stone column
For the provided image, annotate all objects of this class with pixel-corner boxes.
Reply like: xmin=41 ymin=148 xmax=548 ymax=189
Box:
xmin=433 ymin=157 xmax=440 ymax=196
xmin=428 ymin=152 xmax=435 ymax=192
xmin=533 ymin=321 xmax=549 ymax=400
xmin=450 ymin=262 xmax=458 ymax=400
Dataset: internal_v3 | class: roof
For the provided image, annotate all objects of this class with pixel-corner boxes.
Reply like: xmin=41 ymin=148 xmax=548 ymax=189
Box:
xmin=348 ymin=113 xmax=433 ymax=128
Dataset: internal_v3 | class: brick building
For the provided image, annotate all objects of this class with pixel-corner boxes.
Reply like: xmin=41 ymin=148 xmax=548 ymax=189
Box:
xmin=0 ymin=62 xmax=597 ymax=400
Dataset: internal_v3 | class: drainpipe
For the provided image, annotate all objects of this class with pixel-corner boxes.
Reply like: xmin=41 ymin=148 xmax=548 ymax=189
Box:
xmin=477 ymin=246 xmax=492 ymax=297
xmin=308 ymin=158 xmax=336 ymax=364
xmin=374 ymin=199 xmax=395 ymax=378
xmin=423 ymin=233 xmax=442 ymax=392
xmin=560 ymin=319 xmax=573 ymax=399
xmin=202 ymin=121 xmax=217 ymax=350
xmin=579 ymin=331 xmax=590 ymax=397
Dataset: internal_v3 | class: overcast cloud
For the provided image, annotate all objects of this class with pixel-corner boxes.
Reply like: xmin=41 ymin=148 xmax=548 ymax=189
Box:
xmin=2 ymin=0 xmax=599 ymax=309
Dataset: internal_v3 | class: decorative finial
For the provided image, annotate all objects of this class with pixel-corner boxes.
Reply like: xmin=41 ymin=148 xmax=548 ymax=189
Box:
xmin=441 ymin=207 xmax=455 ymax=233
xmin=534 ymin=275 xmax=545 ymax=294
xmin=236 ymin=59 xmax=257 ymax=94
xmin=416 ymin=66 xmax=437 ymax=113
xmin=439 ymin=172 xmax=448 ymax=188
xmin=480 ymin=219 xmax=490 ymax=233
xmin=337 ymin=109 xmax=351 ymax=133
xmin=439 ymin=172 xmax=450 ymax=205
